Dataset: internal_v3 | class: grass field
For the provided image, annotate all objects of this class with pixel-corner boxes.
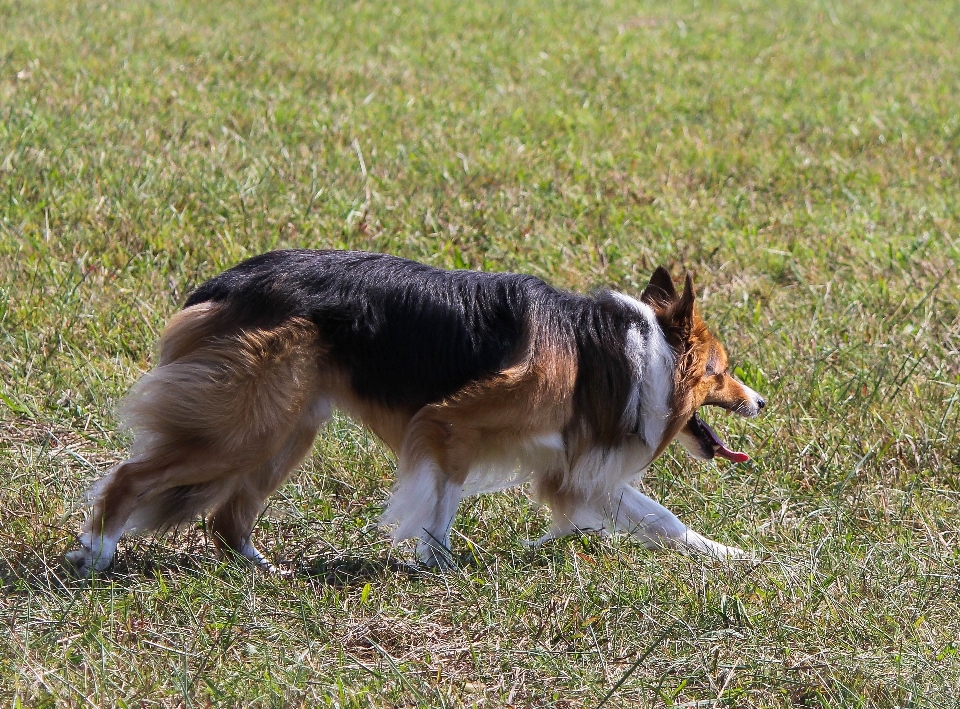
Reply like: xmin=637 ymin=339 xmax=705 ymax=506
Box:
xmin=2 ymin=0 xmax=959 ymax=705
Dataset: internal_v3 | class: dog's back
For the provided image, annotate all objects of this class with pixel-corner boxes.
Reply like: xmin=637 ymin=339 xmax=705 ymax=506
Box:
xmin=186 ymin=250 xmax=542 ymax=408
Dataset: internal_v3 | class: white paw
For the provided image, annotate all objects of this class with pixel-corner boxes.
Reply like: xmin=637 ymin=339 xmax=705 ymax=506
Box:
xmin=697 ymin=542 xmax=757 ymax=563
xmin=63 ymin=541 xmax=114 ymax=578
xmin=721 ymin=546 xmax=759 ymax=562
xmin=240 ymin=543 xmax=277 ymax=572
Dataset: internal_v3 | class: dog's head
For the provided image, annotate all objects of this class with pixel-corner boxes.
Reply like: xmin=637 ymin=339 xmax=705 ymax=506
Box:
xmin=641 ymin=267 xmax=766 ymax=462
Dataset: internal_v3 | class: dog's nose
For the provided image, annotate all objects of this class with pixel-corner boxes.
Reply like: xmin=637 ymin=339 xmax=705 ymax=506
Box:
xmin=756 ymin=397 xmax=766 ymax=411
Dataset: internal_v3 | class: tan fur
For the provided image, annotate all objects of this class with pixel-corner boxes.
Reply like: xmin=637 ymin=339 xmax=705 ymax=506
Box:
xmin=158 ymin=301 xmax=226 ymax=365
xmin=406 ymin=332 xmax=577 ymax=486
xmin=328 ymin=385 xmax=413 ymax=454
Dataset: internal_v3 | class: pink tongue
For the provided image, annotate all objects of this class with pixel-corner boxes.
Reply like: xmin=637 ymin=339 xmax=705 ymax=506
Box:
xmin=700 ymin=418 xmax=750 ymax=463
xmin=715 ymin=445 xmax=750 ymax=464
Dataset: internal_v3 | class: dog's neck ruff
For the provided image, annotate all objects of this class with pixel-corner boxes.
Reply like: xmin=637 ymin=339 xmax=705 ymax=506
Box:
xmin=612 ymin=293 xmax=674 ymax=453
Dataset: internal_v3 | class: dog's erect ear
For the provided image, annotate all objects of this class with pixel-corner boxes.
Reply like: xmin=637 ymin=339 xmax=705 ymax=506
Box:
xmin=673 ymin=273 xmax=696 ymax=340
xmin=641 ymin=266 xmax=678 ymax=306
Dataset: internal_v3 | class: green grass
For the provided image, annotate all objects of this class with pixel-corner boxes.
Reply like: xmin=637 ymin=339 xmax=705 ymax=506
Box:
xmin=2 ymin=0 xmax=959 ymax=705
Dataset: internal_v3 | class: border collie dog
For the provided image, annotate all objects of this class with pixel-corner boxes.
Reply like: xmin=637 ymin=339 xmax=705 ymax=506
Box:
xmin=66 ymin=250 xmax=765 ymax=575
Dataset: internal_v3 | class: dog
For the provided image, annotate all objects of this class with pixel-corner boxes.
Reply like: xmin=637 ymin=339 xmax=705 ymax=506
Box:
xmin=65 ymin=249 xmax=765 ymax=576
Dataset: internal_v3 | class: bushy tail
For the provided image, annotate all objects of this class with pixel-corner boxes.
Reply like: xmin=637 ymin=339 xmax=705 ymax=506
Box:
xmin=102 ymin=304 xmax=321 ymax=532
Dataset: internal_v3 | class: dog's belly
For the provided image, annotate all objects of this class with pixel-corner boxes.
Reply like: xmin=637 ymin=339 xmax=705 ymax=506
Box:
xmin=459 ymin=431 xmax=566 ymax=496
xmin=456 ymin=431 xmax=657 ymax=500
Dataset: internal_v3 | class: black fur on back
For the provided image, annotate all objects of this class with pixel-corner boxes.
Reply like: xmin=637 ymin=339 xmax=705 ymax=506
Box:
xmin=185 ymin=250 xmax=652 ymax=438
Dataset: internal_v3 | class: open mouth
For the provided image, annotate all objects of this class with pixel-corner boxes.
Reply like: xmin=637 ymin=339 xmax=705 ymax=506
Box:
xmin=687 ymin=413 xmax=750 ymax=463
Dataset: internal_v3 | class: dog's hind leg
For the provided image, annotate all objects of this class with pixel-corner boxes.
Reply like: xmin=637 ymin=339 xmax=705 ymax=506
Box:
xmin=65 ymin=456 xmax=169 ymax=576
xmin=209 ymin=487 xmax=275 ymax=571
xmin=65 ymin=313 xmax=323 ymax=577
xmin=607 ymin=484 xmax=746 ymax=559
xmin=66 ymin=439 xmax=223 ymax=577
xmin=210 ymin=397 xmax=330 ymax=571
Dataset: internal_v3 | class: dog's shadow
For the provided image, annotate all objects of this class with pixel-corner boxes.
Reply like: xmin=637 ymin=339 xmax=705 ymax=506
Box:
xmin=0 ymin=548 xmax=425 ymax=597
xmin=295 ymin=543 xmax=565 ymax=585
xmin=1 ymin=536 xmax=570 ymax=598
xmin=295 ymin=554 xmax=422 ymax=586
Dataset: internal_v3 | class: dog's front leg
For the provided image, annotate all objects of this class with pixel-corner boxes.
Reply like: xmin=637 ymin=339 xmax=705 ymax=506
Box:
xmin=608 ymin=484 xmax=746 ymax=559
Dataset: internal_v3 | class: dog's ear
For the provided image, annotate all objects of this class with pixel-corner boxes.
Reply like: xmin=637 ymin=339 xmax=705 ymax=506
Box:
xmin=641 ymin=266 xmax=678 ymax=306
xmin=673 ymin=273 xmax=696 ymax=340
